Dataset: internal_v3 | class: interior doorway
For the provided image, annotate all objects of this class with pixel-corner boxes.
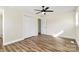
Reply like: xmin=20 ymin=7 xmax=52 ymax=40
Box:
xmin=38 ymin=18 xmax=41 ymax=35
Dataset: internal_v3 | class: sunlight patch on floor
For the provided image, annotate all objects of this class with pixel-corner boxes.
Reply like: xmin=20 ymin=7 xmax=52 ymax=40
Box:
xmin=52 ymin=30 xmax=64 ymax=37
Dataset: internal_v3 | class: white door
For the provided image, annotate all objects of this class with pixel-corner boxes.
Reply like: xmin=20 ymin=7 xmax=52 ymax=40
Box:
xmin=23 ymin=15 xmax=37 ymax=38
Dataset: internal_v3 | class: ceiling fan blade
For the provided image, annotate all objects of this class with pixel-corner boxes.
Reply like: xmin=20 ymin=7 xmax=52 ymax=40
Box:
xmin=34 ymin=9 xmax=41 ymax=11
xmin=45 ymin=7 xmax=49 ymax=10
xmin=45 ymin=10 xmax=54 ymax=12
xmin=36 ymin=12 xmax=41 ymax=14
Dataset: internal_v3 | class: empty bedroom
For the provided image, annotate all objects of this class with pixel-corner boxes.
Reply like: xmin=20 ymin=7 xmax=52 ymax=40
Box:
xmin=0 ymin=6 xmax=79 ymax=52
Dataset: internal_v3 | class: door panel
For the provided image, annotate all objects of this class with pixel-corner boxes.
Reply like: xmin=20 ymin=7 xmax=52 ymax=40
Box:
xmin=23 ymin=15 xmax=37 ymax=38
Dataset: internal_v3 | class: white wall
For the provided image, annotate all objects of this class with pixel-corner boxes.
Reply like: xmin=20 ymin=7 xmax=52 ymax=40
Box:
xmin=75 ymin=7 xmax=79 ymax=46
xmin=3 ymin=7 xmax=23 ymax=45
xmin=41 ymin=12 xmax=75 ymax=39
xmin=0 ymin=14 xmax=2 ymax=37
xmin=3 ymin=7 xmax=38 ymax=45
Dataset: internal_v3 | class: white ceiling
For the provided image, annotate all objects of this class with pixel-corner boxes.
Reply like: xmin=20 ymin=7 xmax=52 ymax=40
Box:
xmin=0 ymin=6 xmax=76 ymax=15
xmin=15 ymin=6 xmax=75 ymax=13
xmin=14 ymin=6 xmax=75 ymax=15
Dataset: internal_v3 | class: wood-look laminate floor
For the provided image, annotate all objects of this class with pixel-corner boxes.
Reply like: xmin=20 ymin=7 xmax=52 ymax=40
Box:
xmin=0 ymin=34 xmax=79 ymax=52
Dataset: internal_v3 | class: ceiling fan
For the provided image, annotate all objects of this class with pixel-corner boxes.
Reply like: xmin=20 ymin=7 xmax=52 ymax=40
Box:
xmin=35 ymin=6 xmax=54 ymax=15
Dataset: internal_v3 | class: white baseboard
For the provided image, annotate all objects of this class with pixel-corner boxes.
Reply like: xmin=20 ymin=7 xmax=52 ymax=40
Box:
xmin=3 ymin=34 xmax=38 ymax=46
xmin=76 ymin=39 xmax=79 ymax=47
xmin=3 ymin=37 xmax=25 ymax=46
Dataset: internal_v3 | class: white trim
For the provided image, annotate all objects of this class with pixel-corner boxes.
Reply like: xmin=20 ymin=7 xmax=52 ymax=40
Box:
xmin=3 ymin=37 xmax=25 ymax=46
xmin=76 ymin=38 xmax=79 ymax=47
xmin=75 ymin=11 xmax=78 ymax=26
xmin=76 ymin=41 xmax=79 ymax=47
xmin=3 ymin=9 xmax=5 ymax=46
xmin=3 ymin=34 xmax=38 ymax=46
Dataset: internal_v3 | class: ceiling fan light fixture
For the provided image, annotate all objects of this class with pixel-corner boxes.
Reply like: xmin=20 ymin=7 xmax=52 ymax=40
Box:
xmin=42 ymin=12 xmax=45 ymax=15
xmin=35 ymin=6 xmax=54 ymax=15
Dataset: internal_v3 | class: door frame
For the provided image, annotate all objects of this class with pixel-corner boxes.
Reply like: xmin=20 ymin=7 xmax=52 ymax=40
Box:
xmin=38 ymin=18 xmax=41 ymax=35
